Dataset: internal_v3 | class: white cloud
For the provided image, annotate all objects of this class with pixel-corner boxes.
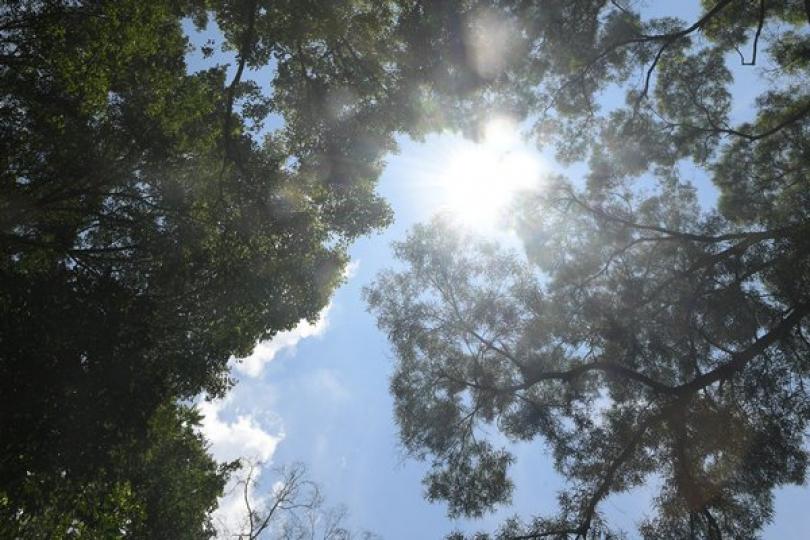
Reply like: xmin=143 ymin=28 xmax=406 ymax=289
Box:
xmin=197 ymin=397 xmax=283 ymax=537
xmin=233 ymin=304 xmax=331 ymax=378
xmin=201 ymin=264 xmax=357 ymax=536
xmin=198 ymin=397 xmax=282 ymax=463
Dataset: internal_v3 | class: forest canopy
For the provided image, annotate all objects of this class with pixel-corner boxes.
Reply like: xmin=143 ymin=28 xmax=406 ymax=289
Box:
xmin=1 ymin=0 xmax=809 ymax=538
xmin=365 ymin=0 xmax=810 ymax=538
xmin=1 ymin=0 xmax=404 ymax=534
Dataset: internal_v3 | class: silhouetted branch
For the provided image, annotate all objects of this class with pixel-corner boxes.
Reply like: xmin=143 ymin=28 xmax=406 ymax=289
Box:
xmin=736 ymin=0 xmax=765 ymax=66
xmin=675 ymin=304 xmax=810 ymax=396
xmin=550 ymin=0 xmax=736 ymax=112
xmin=222 ymin=0 xmax=258 ymax=173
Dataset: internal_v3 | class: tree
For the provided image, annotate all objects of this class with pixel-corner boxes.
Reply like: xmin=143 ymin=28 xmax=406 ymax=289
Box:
xmin=222 ymin=461 xmax=378 ymax=540
xmin=0 ymin=0 xmax=433 ymax=522
xmin=1 ymin=402 xmax=236 ymax=538
xmin=127 ymin=403 xmax=240 ymax=539
xmin=365 ymin=0 xmax=810 ymax=538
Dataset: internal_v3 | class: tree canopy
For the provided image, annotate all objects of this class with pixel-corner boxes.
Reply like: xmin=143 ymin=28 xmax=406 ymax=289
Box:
xmin=0 ymin=0 xmax=419 ymax=531
xmin=366 ymin=0 xmax=810 ymax=538
xmin=1 ymin=401 xmax=236 ymax=538
xmin=2 ymin=0 xmax=809 ymax=536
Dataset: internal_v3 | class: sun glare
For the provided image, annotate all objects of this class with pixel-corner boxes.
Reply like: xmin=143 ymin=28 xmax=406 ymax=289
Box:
xmin=437 ymin=117 xmax=543 ymax=231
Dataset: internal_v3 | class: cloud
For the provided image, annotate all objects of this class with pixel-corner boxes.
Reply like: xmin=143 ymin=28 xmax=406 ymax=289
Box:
xmin=233 ymin=304 xmax=332 ymax=378
xmin=197 ymin=397 xmax=282 ymax=463
xmin=203 ymin=262 xmax=356 ymax=535
xmin=197 ymin=396 xmax=283 ymax=536
xmin=232 ymin=260 xmax=358 ymax=379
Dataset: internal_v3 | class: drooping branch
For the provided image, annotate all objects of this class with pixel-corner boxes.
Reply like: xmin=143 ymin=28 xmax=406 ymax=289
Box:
xmin=429 ymin=285 xmax=678 ymax=396
xmin=633 ymin=0 xmax=739 ymax=105
xmin=437 ymin=349 xmax=676 ymax=396
xmin=574 ymin=413 xmax=657 ymax=536
xmin=634 ymin=231 xmax=783 ymax=309
xmin=519 ymin=360 xmax=676 ymax=395
xmin=576 ymin=226 xmax=781 ymax=296
xmin=713 ymin=99 xmax=810 ymax=141
xmin=635 ymin=41 xmax=672 ymax=108
xmin=649 ymin=96 xmax=810 ymax=142
xmin=670 ymin=408 xmax=712 ymax=512
xmin=562 ymin=188 xmax=803 ymax=243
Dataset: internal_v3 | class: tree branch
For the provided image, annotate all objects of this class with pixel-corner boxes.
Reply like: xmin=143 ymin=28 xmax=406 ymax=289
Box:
xmin=739 ymin=0 xmax=765 ymax=66
xmin=650 ymin=98 xmax=810 ymax=142
xmin=513 ymin=410 xmax=661 ymax=539
xmin=551 ymin=0 xmax=736 ymax=111
xmin=222 ymin=0 xmax=258 ymax=171
xmin=563 ymin=188 xmax=802 ymax=243
xmin=675 ymin=304 xmax=810 ymax=396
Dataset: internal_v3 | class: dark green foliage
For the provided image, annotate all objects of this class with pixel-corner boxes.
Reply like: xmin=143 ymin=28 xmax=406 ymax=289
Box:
xmin=0 ymin=402 xmax=234 ymax=538
xmin=0 ymin=0 xmax=413 ymax=530
xmin=0 ymin=0 xmax=559 ymax=531
xmin=424 ymin=441 xmax=514 ymax=519
xmin=126 ymin=404 xmax=239 ymax=539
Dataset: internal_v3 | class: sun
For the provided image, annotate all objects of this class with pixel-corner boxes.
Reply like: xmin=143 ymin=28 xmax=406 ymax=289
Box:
xmin=437 ymin=117 xmax=543 ymax=231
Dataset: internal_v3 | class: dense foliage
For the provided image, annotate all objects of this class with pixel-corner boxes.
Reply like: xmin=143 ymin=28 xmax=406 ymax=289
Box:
xmin=0 ymin=0 xmax=436 ymax=532
xmin=366 ymin=1 xmax=810 ymax=538
xmin=3 ymin=0 xmax=809 ymax=536
xmin=0 ymin=402 xmax=235 ymax=538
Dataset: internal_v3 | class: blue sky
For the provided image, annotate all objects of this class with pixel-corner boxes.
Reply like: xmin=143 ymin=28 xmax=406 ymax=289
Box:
xmin=183 ymin=5 xmax=810 ymax=538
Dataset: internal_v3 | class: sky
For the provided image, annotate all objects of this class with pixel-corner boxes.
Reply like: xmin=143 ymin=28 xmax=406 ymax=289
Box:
xmin=182 ymin=4 xmax=810 ymax=538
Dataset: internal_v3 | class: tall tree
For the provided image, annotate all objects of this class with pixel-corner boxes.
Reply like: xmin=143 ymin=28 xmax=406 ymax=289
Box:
xmin=366 ymin=0 xmax=810 ymax=538
xmin=0 ymin=0 xmax=398 ymax=524
xmin=3 ymin=0 xmax=808 ymax=536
